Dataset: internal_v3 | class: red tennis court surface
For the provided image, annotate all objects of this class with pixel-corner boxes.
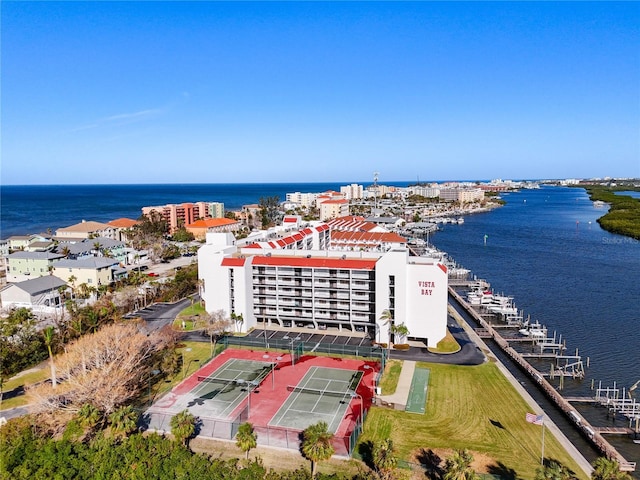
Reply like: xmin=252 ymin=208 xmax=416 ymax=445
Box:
xmin=146 ymin=348 xmax=379 ymax=456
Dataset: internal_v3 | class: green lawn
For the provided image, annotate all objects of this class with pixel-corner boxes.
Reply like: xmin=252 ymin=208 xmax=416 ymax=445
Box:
xmin=1 ymin=367 xmax=49 ymax=411
xmin=361 ymin=361 xmax=588 ymax=480
xmin=173 ymin=303 xmax=207 ymax=331
xmin=379 ymin=360 xmax=402 ymax=395
xmin=428 ymin=327 xmax=461 ymax=353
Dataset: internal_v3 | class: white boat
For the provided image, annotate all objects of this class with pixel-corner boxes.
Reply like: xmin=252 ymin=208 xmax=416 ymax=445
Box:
xmin=457 ymin=217 xmax=464 ymax=224
xmin=488 ymin=304 xmax=519 ymax=316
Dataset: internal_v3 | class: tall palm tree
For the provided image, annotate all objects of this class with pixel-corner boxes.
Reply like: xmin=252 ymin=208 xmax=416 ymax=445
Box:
xmin=108 ymin=405 xmax=138 ymax=439
xmin=591 ymin=458 xmax=631 ymax=480
xmin=301 ymin=421 xmax=335 ymax=478
xmin=42 ymin=326 xmax=57 ymax=389
xmin=372 ymin=438 xmax=398 ymax=480
xmin=170 ymin=409 xmax=197 ymax=447
xmin=236 ymin=422 xmax=257 ymax=460
xmin=235 ymin=313 xmax=244 ymax=333
xmin=379 ymin=309 xmax=393 ymax=348
xmin=67 ymin=275 xmax=77 ymax=299
xmin=444 ymin=449 xmax=479 ymax=480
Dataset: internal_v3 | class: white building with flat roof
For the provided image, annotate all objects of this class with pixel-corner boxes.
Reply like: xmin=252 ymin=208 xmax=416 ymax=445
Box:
xmin=340 ymin=184 xmax=364 ymax=200
xmin=198 ymin=231 xmax=448 ymax=347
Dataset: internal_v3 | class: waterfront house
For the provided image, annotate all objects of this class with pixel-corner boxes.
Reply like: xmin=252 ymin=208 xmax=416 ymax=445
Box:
xmin=0 ymin=275 xmax=67 ymax=314
xmin=55 ymin=220 xmax=117 ymax=242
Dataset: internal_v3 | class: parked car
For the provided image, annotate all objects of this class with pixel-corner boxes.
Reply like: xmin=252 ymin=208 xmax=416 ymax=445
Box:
xmin=147 ymin=272 xmax=159 ymax=277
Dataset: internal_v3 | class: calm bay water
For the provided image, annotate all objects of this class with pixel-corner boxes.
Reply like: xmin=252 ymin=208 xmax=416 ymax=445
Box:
xmin=431 ymin=186 xmax=639 ymax=391
xmin=431 ymin=186 xmax=640 ymax=468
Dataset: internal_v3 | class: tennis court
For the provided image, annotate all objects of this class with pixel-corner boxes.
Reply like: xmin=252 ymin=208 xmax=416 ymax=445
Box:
xmin=269 ymin=366 xmax=363 ymax=433
xmin=153 ymin=358 xmax=273 ymax=419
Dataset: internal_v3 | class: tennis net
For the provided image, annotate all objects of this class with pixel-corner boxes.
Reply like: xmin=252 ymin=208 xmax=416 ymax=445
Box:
xmin=197 ymin=376 xmax=239 ymax=386
xmin=287 ymin=385 xmax=353 ymax=399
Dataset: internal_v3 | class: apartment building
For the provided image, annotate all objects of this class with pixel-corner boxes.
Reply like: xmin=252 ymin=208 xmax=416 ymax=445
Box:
xmin=285 ymin=192 xmax=318 ymax=208
xmin=141 ymin=202 xmax=209 ymax=233
xmin=439 ymin=188 xmax=484 ymax=203
xmin=319 ymin=199 xmax=349 ymax=221
xmin=198 ymin=232 xmax=448 ymax=347
xmin=207 ymin=202 xmax=225 ymax=218
xmin=339 ymin=184 xmax=364 ymax=200
xmin=6 ymin=251 xmax=65 ymax=282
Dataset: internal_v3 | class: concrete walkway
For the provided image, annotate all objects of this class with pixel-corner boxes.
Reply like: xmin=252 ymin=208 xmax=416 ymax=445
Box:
xmin=376 ymin=360 xmax=415 ymax=410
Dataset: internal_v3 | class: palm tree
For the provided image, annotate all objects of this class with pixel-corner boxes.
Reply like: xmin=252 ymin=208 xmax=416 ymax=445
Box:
xmin=108 ymin=405 xmax=138 ymax=439
xmin=390 ymin=323 xmax=410 ymax=345
xmin=301 ymin=421 xmax=335 ymax=478
xmin=234 ymin=313 xmax=244 ymax=333
xmin=372 ymin=438 xmax=398 ymax=480
xmin=42 ymin=326 xmax=57 ymax=389
xmin=67 ymin=275 xmax=77 ymax=299
xmin=77 ymin=403 xmax=102 ymax=431
xmin=379 ymin=309 xmax=393 ymax=348
xmin=591 ymin=458 xmax=631 ymax=480
xmin=535 ymin=459 xmax=576 ymax=480
xmin=170 ymin=409 xmax=197 ymax=447
xmin=444 ymin=449 xmax=479 ymax=480
xmin=236 ymin=422 xmax=257 ymax=460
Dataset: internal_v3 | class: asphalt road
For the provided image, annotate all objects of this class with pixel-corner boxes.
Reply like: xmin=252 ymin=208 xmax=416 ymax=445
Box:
xmin=135 ymin=298 xmax=485 ymax=366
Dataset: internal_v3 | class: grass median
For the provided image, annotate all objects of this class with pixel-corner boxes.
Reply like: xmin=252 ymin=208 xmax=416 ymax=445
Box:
xmin=360 ymin=361 xmax=587 ymax=480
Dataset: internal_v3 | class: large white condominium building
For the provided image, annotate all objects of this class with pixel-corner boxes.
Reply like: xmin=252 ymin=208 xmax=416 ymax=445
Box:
xmin=285 ymin=192 xmax=319 ymax=208
xmin=340 ymin=183 xmax=364 ymax=200
xmin=198 ymin=229 xmax=448 ymax=347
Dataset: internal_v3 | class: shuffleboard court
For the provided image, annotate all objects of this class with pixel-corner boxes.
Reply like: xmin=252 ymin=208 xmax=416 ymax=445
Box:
xmin=405 ymin=367 xmax=430 ymax=414
xmin=269 ymin=366 xmax=363 ymax=433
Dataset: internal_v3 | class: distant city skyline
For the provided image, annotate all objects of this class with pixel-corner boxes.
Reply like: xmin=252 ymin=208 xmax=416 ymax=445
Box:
xmin=2 ymin=1 xmax=639 ymax=185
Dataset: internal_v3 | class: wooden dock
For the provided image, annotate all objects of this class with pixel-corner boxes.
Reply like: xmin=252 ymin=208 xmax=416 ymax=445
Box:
xmin=565 ymin=396 xmax=597 ymax=403
xmin=449 ymin=287 xmax=636 ymax=472
xmin=594 ymin=426 xmax=635 ymax=435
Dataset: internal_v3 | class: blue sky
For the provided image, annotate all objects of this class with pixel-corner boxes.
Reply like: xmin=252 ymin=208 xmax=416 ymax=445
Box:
xmin=2 ymin=1 xmax=639 ymax=185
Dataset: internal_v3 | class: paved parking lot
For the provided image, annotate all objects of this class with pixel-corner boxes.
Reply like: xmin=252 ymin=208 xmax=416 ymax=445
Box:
xmin=245 ymin=328 xmax=373 ymax=348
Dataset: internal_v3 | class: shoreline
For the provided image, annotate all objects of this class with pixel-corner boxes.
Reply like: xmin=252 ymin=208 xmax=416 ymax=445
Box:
xmin=447 ymin=302 xmax=594 ymax=477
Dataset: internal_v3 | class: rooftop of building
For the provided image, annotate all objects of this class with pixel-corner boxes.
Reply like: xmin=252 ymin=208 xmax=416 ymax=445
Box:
xmin=56 ymin=220 xmax=113 ymax=233
xmin=187 ymin=218 xmax=239 ymax=228
xmin=108 ymin=218 xmax=139 ymax=228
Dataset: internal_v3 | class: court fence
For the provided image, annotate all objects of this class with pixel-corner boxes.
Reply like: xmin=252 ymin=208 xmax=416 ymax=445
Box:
xmin=221 ymin=335 xmax=387 ymax=370
xmin=145 ymin=398 xmax=368 ymax=457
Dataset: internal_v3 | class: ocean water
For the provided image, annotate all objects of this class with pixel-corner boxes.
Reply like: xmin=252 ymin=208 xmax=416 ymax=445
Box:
xmin=1 ymin=182 xmax=413 ymax=238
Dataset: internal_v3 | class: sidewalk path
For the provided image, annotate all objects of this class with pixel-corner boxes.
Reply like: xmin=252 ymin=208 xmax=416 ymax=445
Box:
xmin=376 ymin=360 xmax=415 ymax=410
